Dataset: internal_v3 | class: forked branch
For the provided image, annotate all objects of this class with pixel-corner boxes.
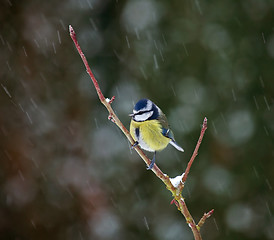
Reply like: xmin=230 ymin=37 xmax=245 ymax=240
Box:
xmin=69 ymin=25 xmax=212 ymax=240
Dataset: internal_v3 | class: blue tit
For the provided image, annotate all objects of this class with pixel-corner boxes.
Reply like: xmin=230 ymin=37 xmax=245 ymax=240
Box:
xmin=129 ymin=98 xmax=184 ymax=169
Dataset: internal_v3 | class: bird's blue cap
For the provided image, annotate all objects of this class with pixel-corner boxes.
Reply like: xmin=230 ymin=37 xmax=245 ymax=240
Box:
xmin=134 ymin=99 xmax=150 ymax=111
xmin=133 ymin=99 xmax=159 ymax=120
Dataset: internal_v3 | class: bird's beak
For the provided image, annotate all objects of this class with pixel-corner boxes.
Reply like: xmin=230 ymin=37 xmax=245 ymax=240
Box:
xmin=129 ymin=113 xmax=134 ymax=117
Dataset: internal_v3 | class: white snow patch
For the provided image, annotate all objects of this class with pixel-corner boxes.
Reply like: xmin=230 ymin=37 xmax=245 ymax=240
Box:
xmin=170 ymin=173 xmax=185 ymax=188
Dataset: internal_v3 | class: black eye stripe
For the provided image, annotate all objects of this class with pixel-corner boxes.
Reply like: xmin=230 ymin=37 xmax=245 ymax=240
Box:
xmin=134 ymin=110 xmax=152 ymax=116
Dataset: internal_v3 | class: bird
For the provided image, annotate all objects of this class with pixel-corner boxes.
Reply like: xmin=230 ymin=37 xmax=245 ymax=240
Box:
xmin=129 ymin=98 xmax=184 ymax=169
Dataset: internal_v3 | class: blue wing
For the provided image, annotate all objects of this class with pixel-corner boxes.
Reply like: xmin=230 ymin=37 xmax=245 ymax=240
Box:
xmin=162 ymin=128 xmax=175 ymax=140
xmin=162 ymin=128 xmax=184 ymax=152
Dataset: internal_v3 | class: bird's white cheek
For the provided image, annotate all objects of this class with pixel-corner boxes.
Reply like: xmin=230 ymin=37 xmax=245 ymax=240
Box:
xmin=134 ymin=111 xmax=153 ymax=121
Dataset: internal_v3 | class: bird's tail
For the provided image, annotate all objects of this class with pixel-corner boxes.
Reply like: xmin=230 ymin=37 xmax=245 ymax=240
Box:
xmin=170 ymin=140 xmax=184 ymax=152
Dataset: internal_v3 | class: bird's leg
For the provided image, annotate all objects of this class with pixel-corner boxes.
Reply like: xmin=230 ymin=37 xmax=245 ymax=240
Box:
xmin=131 ymin=141 xmax=139 ymax=149
xmin=147 ymin=151 xmax=156 ymax=170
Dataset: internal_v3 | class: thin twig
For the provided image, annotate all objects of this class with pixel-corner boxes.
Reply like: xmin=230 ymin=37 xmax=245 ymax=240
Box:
xmin=177 ymin=117 xmax=208 ymax=193
xmin=69 ymin=25 xmax=105 ymax=103
xmin=182 ymin=117 xmax=207 ymax=183
xmin=69 ymin=25 xmax=211 ymax=240
xmin=197 ymin=209 xmax=215 ymax=230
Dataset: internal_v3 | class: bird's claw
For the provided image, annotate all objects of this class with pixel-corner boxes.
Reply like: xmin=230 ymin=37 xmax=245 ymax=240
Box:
xmin=131 ymin=141 xmax=139 ymax=149
xmin=146 ymin=152 xmax=156 ymax=170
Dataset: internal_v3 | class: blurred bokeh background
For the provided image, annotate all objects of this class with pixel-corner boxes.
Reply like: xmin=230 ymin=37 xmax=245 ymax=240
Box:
xmin=0 ymin=0 xmax=273 ymax=239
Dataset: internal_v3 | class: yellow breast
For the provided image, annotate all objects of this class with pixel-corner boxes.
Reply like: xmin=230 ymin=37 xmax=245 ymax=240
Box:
xmin=130 ymin=119 xmax=171 ymax=152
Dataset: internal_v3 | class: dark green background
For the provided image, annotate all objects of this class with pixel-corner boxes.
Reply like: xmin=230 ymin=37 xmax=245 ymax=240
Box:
xmin=0 ymin=0 xmax=273 ymax=239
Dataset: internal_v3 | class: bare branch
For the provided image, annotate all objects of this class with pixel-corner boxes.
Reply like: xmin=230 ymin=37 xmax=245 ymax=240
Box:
xmin=69 ymin=25 xmax=172 ymax=188
xmin=176 ymin=117 xmax=208 ymax=194
xmin=177 ymin=197 xmax=202 ymax=240
xmin=69 ymin=25 xmax=105 ymax=103
xmin=182 ymin=117 xmax=207 ymax=183
xmin=197 ymin=209 xmax=215 ymax=230
xmin=69 ymin=25 xmax=211 ymax=240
